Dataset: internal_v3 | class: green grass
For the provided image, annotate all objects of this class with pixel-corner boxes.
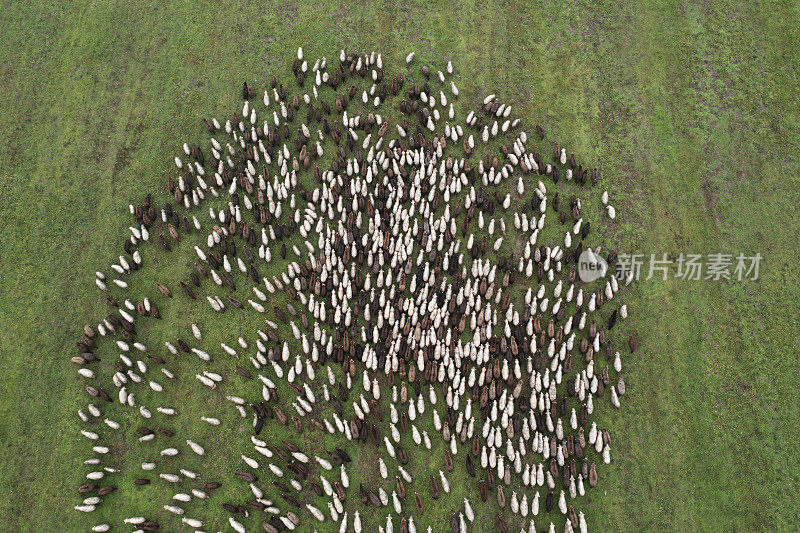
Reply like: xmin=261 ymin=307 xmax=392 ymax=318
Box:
xmin=1 ymin=0 xmax=800 ymax=532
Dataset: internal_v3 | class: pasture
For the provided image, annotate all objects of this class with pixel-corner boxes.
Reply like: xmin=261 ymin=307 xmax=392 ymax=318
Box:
xmin=1 ymin=1 xmax=799 ymax=531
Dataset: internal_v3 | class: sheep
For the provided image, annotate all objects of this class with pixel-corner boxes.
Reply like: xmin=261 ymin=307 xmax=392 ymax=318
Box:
xmin=187 ymin=440 xmax=205 ymax=456
xmin=68 ymin=50 xmax=627 ymax=533
xmin=229 ymin=517 xmax=246 ymax=533
xmin=439 ymin=470 xmax=450 ymax=493
xmin=196 ymin=373 xmax=216 ymax=388
xmin=182 ymin=517 xmax=204 ymax=528
xmin=307 ymin=503 xmax=325 ymax=521
xmin=163 ymin=504 xmax=184 ymax=515
xmin=74 ymin=504 xmax=96 ymax=513
xmin=80 ymin=430 xmax=99 ymax=441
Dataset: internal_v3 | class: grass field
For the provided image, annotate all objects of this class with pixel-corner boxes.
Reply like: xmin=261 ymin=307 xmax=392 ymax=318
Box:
xmin=1 ymin=0 xmax=800 ymax=531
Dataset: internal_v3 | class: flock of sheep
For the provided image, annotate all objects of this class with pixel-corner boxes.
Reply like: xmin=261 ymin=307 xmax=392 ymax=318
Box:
xmin=72 ymin=48 xmax=630 ymax=533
